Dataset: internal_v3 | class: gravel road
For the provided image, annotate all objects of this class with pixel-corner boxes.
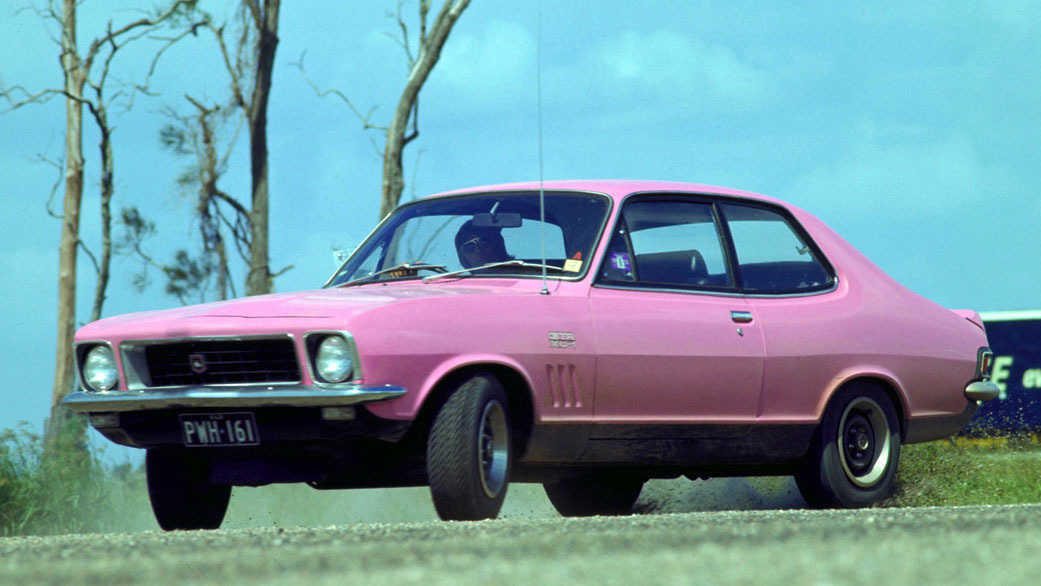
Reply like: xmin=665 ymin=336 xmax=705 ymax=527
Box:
xmin=3 ymin=502 xmax=1039 ymax=585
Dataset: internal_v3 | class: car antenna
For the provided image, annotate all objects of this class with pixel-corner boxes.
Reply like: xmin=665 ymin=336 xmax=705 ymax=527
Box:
xmin=537 ymin=13 xmax=549 ymax=296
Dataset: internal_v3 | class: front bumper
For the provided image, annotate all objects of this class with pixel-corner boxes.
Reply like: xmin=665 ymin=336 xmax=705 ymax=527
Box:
xmin=61 ymin=383 xmax=406 ymax=412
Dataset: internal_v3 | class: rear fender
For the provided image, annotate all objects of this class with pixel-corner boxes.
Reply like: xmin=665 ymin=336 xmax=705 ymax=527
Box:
xmin=951 ymin=309 xmax=985 ymax=332
xmin=815 ymin=369 xmax=909 ymax=436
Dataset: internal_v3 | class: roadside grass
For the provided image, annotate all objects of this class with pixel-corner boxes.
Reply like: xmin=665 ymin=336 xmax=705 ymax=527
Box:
xmin=884 ymin=433 xmax=1041 ymax=507
xmin=0 ymin=421 xmax=148 ymax=536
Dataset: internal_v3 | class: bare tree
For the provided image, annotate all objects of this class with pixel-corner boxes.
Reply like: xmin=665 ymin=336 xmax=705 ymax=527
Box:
xmin=166 ymin=0 xmax=283 ymax=297
xmin=1 ymin=0 xmax=199 ymax=442
xmin=124 ymin=96 xmax=253 ymax=303
xmin=380 ymin=0 xmax=471 ymax=219
xmin=178 ymin=96 xmax=245 ymax=301
xmin=127 ymin=0 xmax=288 ymax=303
xmin=296 ymin=0 xmax=472 ymax=220
xmin=211 ymin=0 xmax=282 ymax=296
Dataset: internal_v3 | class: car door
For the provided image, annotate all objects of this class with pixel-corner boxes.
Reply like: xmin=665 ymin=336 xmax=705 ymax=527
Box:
xmin=716 ymin=201 xmax=841 ymax=423
xmin=589 ymin=196 xmax=765 ymax=424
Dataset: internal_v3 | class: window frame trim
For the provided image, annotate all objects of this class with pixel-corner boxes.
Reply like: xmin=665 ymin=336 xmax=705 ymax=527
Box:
xmin=592 ymin=191 xmax=838 ymax=297
xmin=717 ymin=199 xmax=837 ymax=295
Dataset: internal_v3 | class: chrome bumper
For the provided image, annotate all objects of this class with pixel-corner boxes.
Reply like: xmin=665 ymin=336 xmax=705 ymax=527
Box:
xmin=964 ymin=380 xmax=1000 ymax=402
xmin=61 ymin=384 xmax=407 ymax=413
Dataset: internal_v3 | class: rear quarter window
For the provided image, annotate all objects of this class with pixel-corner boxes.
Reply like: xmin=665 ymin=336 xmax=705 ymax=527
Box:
xmin=721 ymin=203 xmax=833 ymax=293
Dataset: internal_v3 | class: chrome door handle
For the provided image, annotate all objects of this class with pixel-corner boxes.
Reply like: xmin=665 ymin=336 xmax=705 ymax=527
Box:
xmin=730 ymin=311 xmax=753 ymax=323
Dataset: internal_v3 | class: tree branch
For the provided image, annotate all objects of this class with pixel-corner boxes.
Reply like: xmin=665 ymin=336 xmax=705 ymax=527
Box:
xmin=289 ymin=51 xmax=387 ymax=132
xmin=206 ymin=21 xmax=248 ymax=112
xmin=77 ymin=239 xmax=101 ymax=274
xmin=1 ymin=86 xmax=65 ymax=112
xmin=32 ymin=153 xmax=66 ymax=219
xmin=82 ymin=0 xmax=198 ymax=72
xmin=124 ymin=19 xmax=210 ymax=112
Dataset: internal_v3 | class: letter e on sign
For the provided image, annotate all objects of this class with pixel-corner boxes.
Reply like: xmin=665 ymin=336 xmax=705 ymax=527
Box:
xmin=992 ymin=355 xmax=1013 ymax=400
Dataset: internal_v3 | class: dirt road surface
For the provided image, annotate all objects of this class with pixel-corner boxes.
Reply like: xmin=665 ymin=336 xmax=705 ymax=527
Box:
xmin=3 ymin=503 xmax=1039 ymax=585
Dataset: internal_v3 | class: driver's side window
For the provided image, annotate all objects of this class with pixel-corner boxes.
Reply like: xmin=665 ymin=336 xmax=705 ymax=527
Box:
xmin=599 ymin=198 xmax=732 ymax=289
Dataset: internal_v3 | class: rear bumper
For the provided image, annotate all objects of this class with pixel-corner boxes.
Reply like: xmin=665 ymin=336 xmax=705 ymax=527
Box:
xmin=905 ymin=400 xmax=979 ymax=444
xmin=964 ymin=346 xmax=1000 ymax=402
xmin=965 ymin=380 xmax=1000 ymax=402
xmin=61 ymin=384 xmax=406 ymax=412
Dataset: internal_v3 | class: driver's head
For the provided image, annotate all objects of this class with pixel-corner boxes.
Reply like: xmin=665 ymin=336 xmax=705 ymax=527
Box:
xmin=455 ymin=220 xmax=509 ymax=268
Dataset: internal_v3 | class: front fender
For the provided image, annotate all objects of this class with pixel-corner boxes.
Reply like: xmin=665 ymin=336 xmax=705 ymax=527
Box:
xmin=364 ymin=353 xmax=538 ymax=421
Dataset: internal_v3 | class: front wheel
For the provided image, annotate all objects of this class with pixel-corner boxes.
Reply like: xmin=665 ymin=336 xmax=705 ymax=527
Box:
xmin=146 ymin=449 xmax=231 ymax=530
xmin=427 ymin=373 xmax=512 ymax=521
xmin=796 ymin=383 xmax=901 ymax=508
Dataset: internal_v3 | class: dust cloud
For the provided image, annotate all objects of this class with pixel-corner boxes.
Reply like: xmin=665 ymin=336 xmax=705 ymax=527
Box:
xmin=217 ymin=476 xmax=807 ymax=529
xmin=83 ymin=476 xmax=808 ymax=533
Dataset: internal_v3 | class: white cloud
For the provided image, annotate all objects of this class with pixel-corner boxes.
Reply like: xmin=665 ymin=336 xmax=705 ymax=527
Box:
xmin=790 ymin=130 xmax=1013 ymax=220
xmin=782 ymin=128 xmax=1034 ymax=310
xmin=434 ymin=20 xmax=537 ymax=105
xmin=595 ymin=30 xmax=770 ymax=103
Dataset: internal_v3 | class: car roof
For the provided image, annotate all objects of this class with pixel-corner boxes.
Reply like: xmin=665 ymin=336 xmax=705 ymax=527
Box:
xmin=429 ymin=179 xmax=787 ymax=207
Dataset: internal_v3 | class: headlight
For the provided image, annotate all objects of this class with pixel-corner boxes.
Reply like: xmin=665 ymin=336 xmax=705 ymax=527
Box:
xmin=83 ymin=345 xmax=118 ymax=392
xmin=314 ymin=336 xmax=354 ymax=383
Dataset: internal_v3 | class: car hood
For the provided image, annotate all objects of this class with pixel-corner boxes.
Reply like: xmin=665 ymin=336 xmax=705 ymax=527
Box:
xmin=75 ymin=281 xmax=542 ymax=341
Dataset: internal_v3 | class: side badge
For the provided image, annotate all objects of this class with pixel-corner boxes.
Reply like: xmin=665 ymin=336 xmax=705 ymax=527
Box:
xmin=548 ymin=332 xmax=576 ymax=349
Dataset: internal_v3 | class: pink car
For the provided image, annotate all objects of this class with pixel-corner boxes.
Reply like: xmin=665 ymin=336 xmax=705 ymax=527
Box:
xmin=65 ymin=180 xmax=999 ymax=529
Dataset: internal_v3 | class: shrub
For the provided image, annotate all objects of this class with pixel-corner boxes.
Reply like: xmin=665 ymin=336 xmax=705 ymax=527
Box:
xmin=0 ymin=418 xmax=145 ymax=536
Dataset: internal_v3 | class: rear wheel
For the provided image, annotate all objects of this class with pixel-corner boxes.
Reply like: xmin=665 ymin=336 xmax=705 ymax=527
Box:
xmin=796 ymin=383 xmax=901 ymax=508
xmin=146 ymin=449 xmax=231 ymax=530
xmin=427 ymin=373 xmax=512 ymax=520
xmin=544 ymin=472 xmax=644 ymax=517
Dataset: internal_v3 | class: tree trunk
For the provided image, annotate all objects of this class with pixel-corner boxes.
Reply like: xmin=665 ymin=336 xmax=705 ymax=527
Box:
xmin=378 ymin=0 xmax=470 ymax=220
xmin=90 ymin=112 xmax=113 ymax=323
xmin=48 ymin=0 xmax=87 ymax=446
xmin=245 ymin=0 xmax=280 ymax=296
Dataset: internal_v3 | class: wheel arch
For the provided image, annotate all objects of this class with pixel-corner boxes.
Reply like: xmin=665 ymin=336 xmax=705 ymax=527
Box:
xmin=820 ymin=375 xmax=908 ymax=440
xmin=412 ymin=362 xmax=536 ymax=461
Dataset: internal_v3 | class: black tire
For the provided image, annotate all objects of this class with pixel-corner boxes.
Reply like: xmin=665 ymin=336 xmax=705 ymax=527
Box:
xmin=796 ymin=383 xmax=902 ymax=508
xmin=544 ymin=472 xmax=644 ymax=517
xmin=146 ymin=449 xmax=231 ymax=531
xmin=427 ymin=373 xmax=512 ymax=521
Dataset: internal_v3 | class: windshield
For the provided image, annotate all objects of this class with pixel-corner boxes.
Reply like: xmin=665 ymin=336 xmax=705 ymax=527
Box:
xmin=326 ymin=191 xmax=611 ymax=287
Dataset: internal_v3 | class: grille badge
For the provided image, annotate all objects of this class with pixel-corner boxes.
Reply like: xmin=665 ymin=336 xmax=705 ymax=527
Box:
xmin=189 ymin=354 xmax=208 ymax=374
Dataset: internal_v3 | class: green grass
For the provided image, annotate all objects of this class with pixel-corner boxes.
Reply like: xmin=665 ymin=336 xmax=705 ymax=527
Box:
xmin=884 ymin=434 xmax=1041 ymax=507
xmin=0 ymin=420 xmax=148 ymax=536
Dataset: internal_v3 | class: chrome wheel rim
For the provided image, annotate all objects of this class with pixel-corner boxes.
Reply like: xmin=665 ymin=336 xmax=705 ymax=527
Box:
xmin=477 ymin=400 xmax=509 ymax=498
xmin=838 ymin=397 xmax=891 ymax=487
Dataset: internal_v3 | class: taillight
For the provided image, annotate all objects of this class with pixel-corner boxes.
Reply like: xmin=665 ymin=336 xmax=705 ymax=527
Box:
xmin=977 ymin=347 xmax=994 ymax=380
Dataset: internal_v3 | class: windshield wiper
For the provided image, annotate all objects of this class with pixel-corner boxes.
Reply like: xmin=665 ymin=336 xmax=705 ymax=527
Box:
xmin=422 ymin=260 xmax=567 ymax=283
xmin=338 ymin=262 xmax=448 ymax=287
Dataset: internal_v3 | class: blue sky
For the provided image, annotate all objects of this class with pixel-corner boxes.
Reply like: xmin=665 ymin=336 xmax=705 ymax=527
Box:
xmin=2 ymin=0 xmax=1039 ymax=442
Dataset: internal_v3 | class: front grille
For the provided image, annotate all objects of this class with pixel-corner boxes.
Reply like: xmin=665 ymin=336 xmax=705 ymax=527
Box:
xmin=143 ymin=338 xmax=301 ymax=387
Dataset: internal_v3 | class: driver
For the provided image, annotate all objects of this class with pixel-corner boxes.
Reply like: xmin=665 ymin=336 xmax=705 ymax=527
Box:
xmin=455 ymin=220 xmax=513 ymax=269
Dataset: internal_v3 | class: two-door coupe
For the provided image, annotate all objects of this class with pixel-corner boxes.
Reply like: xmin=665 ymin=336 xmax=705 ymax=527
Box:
xmin=64 ymin=180 xmax=999 ymax=529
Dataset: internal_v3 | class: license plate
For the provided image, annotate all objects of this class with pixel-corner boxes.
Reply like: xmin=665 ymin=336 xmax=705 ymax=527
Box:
xmin=180 ymin=412 xmax=260 ymax=447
